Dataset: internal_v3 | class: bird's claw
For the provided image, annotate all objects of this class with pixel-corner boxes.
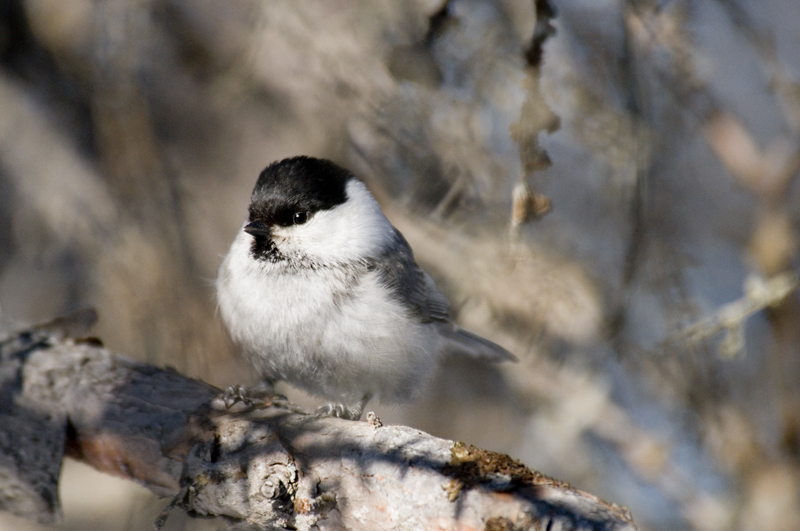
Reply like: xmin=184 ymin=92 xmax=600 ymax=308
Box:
xmin=222 ymin=384 xmax=251 ymax=408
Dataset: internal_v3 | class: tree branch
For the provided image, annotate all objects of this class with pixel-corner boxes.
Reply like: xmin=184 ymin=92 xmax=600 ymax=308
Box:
xmin=0 ymin=317 xmax=638 ymax=530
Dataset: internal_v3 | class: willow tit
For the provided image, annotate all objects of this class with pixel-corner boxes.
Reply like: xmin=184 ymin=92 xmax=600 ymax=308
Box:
xmin=216 ymin=156 xmax=516 ymax=420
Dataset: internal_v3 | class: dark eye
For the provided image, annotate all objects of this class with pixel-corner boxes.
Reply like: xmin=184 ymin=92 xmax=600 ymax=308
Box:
xmin=293 ymin=211 xmax=310 ymax=225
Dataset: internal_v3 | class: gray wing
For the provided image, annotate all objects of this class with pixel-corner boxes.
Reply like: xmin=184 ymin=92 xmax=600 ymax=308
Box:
xmin=369 ymin=229 xmax=516 ymax=363
xmin=368 ymin=228 xmax=450 ymax=324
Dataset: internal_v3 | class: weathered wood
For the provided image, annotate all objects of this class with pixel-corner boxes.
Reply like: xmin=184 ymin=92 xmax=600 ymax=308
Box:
xmin=0 ymin=322 xmax=638 ymax=530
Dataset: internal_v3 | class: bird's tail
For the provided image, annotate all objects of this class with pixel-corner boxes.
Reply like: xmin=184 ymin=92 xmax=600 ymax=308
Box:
xmin=439 ymin=326 xmax=518 ymax=363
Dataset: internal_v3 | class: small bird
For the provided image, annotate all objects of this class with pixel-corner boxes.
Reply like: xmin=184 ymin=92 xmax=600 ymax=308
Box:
xmin=216 ymin=156 xmax=515 ymax=419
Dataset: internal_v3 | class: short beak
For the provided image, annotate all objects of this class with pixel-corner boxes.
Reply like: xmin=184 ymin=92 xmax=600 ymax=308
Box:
xmin=244 ymin=220 xmax=271 ymax=238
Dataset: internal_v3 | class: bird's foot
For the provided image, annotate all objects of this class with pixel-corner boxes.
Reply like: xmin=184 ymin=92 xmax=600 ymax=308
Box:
xmin=213 ymin=382 xmax=284 ymax=411
xmin=315 ymin=394 xmax=372 ymax=421
xmin=315 ymin=403 xmax=363 ymax=420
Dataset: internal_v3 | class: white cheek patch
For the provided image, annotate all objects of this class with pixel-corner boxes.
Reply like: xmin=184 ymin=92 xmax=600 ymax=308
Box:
xmin=280 ymin=179 xmax=393 ymax=263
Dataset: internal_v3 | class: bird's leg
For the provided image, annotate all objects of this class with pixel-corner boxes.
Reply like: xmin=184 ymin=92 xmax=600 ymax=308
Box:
xmin=315 ymin=393 xmax=373 ymax=421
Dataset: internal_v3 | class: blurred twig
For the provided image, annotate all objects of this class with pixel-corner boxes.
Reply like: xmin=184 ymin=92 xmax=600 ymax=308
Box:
xmin=666 ymin=272 xmax=800 ymax=358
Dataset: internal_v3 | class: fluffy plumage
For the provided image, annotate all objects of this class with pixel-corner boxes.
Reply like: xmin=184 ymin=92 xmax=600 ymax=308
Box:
xmin=216 ymin=156 xmax=515 ymax=419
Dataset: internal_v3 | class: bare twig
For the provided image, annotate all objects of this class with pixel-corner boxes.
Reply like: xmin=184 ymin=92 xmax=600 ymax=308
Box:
xmin=666 ymin=272 xmax=800 ymax=358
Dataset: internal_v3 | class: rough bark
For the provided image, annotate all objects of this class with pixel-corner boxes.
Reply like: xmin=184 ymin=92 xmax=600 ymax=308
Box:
xmin=0 ymin=318 xmax=638 ymax=530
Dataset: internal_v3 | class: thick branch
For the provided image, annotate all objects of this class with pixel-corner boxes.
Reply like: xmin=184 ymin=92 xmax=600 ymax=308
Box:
xmin=0 ymin=321 xmax=638 ymax=530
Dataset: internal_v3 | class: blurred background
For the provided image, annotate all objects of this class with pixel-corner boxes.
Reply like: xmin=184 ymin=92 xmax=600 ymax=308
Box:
xmin=0 ymin=0 xmax=799 ymax=530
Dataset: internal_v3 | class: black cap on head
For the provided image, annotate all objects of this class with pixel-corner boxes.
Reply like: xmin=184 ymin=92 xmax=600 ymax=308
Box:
xmin=248 ymin=156 xmax=353 ymax=225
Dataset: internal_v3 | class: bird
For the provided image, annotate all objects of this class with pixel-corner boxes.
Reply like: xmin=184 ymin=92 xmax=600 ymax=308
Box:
xmin=216 ymin=156 xmax=516 ymax=420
